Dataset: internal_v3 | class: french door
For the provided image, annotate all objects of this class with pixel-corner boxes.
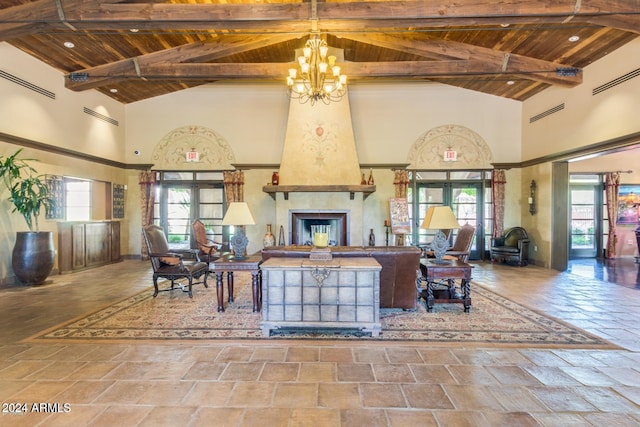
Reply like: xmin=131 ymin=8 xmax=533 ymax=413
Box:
xmin=569 ymin=184 xmax=602 ymax=258
xmin=155 ymin=182 xmax=225 ymax=250
xmin=412 ymin=181 xmax=485 ymax=260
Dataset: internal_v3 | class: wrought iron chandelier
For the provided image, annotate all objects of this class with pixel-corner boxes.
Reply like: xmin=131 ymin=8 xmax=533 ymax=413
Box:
xmin=286 ymin=35 xmax=347 ymax=105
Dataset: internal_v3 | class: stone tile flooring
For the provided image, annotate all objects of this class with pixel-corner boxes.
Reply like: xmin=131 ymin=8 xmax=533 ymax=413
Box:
xmin=0 ymin=259 xmax=639 ymax=426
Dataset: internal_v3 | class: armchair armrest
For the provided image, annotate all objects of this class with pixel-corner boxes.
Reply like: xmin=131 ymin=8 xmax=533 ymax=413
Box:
xmin=150 ymin=252 xmax=184 ymax=266
xmin=149 ymin=252 xmax=183 ymax=258
xmin=517 ymin=238 xmax=530 ymax=249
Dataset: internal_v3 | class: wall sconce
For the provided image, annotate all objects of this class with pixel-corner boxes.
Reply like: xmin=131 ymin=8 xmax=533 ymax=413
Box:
xmin=528 ymin=180 xmax=537 ymax=215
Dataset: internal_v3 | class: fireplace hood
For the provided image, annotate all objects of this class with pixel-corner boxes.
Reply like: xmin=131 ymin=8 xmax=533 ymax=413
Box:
xmin=263 ymin=93 xmax=375 ymax=198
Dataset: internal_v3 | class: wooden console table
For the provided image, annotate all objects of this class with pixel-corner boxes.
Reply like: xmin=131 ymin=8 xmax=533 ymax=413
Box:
xmin=210 ymin=254 xmax=262 ymax=313
xmin=260 ymin=257 xmax=381 ymax=337
xmin=418 ymin=259 xmax=473 ymax=312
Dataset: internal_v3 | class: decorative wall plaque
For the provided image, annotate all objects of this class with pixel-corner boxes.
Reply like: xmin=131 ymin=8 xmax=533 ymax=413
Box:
xmin=112 ymin=184 xmax=125 ymax=219
xmin=45 ymin=175 xmax=64 ymax=220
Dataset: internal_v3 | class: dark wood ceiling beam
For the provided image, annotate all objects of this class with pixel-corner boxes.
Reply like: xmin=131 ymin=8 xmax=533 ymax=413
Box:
xmin=1 ymin=1 xmax=639 ymax=40
xmin=62 ymin=1 xmax=640 ymax=23
xmin=0 ymin=0 xmax=124 ymax=41
xmin=343 ymin=62 xmax=578 ymax=87
xmin=586 ymin=15 xmax=640 ymax=35
xmin=65 ymin=59 xmax=580 ymax=88
xmin=64 ymin=33 xmax=301 ymax=90
xmin=342 ymin=33 xmax=582 ymax=86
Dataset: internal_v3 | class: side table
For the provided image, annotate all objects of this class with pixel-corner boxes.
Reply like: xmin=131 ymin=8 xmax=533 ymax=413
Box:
xmin=418 ymin=259 xmax=473 ymax=312
xmin=210 ymin=254 xmax=262 ymax=312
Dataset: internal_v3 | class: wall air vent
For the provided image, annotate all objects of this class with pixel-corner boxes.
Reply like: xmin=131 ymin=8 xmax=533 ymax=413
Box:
xmin=0 ymin=70 xmax=55 ymax=99
xmin=83 ymin=107 xmax=119 ymax=126
xmin=592 ymin=67 xmax=640 ymax=95
xmin=529 ymin=103 xmax=565 ymax=123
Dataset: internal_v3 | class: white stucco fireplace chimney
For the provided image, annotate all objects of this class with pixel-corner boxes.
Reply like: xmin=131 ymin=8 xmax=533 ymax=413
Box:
xmin=265 ymin=94 xmax=374 ymax=246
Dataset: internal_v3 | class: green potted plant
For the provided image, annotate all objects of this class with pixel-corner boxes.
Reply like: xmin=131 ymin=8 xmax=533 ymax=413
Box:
xmin=0 ymin=148 xmax=56 ymax=285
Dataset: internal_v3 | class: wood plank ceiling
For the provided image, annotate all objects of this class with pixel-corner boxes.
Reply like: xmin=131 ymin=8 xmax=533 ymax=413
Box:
xmin=0 ymin=0 xmax=638 ymax=104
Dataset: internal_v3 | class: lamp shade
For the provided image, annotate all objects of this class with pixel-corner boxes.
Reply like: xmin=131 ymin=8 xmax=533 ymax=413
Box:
xmin=420 ymin=206 xmax=460 ymax=230
xmin=221 ymin=202 xmax=256 ymax=226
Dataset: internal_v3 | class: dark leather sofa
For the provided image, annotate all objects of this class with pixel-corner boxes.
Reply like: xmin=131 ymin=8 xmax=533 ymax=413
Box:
xmin=261 ymin=245 xmax=421 ymax=310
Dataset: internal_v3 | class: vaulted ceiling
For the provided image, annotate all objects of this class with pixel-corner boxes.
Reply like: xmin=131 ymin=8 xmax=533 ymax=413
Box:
xmin=1 ymin=0 xmax=638 ymax=104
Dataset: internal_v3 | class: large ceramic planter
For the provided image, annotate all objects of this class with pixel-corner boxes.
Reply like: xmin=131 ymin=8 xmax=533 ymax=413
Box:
xmin=12 ymin=231 xmax=55 ymax=285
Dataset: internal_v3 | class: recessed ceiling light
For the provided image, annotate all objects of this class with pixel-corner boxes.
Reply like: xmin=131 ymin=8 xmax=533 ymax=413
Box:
xmin=500 ymin=23 xmax=510 ymax=28
xmin=63 ymin=41 xmax=75 ymax=48
xmin=568 ymin=35 xmax=580 ymax=42
xmin=507 ymin=80 xmax=515 ymax=85
xmin=110 ymin=88 xmax=118 ymax=93
xmin=129 ymin=28 xmax=139 ymax=33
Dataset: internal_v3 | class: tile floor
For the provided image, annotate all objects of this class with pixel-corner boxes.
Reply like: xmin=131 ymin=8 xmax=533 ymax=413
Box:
xmin=1 ymin=258 xmax=640 ymax=426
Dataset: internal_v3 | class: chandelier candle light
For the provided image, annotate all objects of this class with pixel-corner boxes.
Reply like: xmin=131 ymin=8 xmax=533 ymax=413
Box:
xmin=420 ymin=206 xmax=461 ymax=264
xmin=287 ymin=35 xmax=347 ymax=105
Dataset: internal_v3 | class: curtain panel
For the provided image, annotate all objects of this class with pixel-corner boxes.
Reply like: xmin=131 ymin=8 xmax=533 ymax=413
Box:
xmin=139 ymin=171 xmax=156 ymax=260
xmin=605 ymin=172 xmax=620 ymax=258
xmin=393 ymin=170 xmax=410 ymax=198
xmin=223 ymin=170 xmax=245 ymax=203
xmin=491 ymin=169 xmax=507 ymax=238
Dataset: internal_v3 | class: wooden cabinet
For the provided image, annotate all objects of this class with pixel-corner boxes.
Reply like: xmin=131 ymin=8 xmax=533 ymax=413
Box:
xmin=260 ymin=257 xmax=381 ymax=337
xmin=58 ymin=221 xmax=121 ymax=273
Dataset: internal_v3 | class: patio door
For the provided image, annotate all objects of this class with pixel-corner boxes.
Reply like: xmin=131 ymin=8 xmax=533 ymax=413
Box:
xmin=156 ymin=182 xmax=225 ymax=250
xmin=569 ymin=184 xmax=602 ymax=258
xmin=413 ymin=182 xmax=483 ymax=260
xmin=158 ymin=185 xmax=193 ymax=250
xmin=450 ymin=182 xmax=482 ymax=260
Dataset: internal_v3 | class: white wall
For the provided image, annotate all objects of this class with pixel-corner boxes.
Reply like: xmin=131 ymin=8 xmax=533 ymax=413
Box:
xmin=348 ymin=82 xmax=522 ymax=164
xmin=125 ymin=81 xmax=522 ymax=167
xmin=0 ymin=43 xmax=129 ymax=284
xmin=0 ymin=43 xmax=126 ymax=161
xmin=125 ymin=83 xmax=290 ymax=164
xmin=522 ymin=38 xmax=640 ymax=160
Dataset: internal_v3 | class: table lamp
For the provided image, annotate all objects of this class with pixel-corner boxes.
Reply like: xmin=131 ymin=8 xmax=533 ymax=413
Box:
xmin=420 ymin=206 xmax=460 ymax=264
xmin=221 ymin=202 xmax=256 ymax=259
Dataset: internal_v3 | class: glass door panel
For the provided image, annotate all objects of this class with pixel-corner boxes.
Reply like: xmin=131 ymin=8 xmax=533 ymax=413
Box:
xmin=451 ymin=183 xmax=481 ymax=259
xmin=165 ymin=186 xmax=192 ymax=249
xmin=570 ymin=186 xmax=599 ymax=258
xmin=197 ymin=186 xmax=225 ymax=246
xmin=411 ymin=181 xmax=485 ymax=260
xmin=413 ymin=185 xmax=445 ymax=245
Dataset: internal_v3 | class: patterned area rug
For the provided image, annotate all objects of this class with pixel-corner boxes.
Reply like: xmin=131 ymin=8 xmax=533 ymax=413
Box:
xmin=26 ymin=278 xmax=616 ymax=347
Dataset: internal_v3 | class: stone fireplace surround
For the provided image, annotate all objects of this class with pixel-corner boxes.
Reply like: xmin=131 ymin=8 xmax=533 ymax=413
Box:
xmin=290 ymin=210 xmax=348 ymax=246
xmin=273 ymin=192 xmax=365 ymax=246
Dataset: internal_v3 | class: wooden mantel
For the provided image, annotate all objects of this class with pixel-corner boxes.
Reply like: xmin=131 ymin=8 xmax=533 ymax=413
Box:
xmin=263 ymin=185 xmax=376 ymax=200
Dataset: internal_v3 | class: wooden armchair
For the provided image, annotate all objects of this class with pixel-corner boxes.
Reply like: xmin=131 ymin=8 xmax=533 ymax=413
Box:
xmin=421 ymin=224 xmax=476 ymax=262
xmin=142 ymin=225 xmax=209 ymax=298
xmin=491 ymin=226 xmax=530 ymax=266
xmin=445 ymin=224 xmax=476 ymax=262
xmin=192 ymin=219 xmax=223 ymax=263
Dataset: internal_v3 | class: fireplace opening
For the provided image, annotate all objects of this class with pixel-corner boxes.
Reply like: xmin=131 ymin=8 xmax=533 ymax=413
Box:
xmin=290 ymin=210 xmax=349 ymax=246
